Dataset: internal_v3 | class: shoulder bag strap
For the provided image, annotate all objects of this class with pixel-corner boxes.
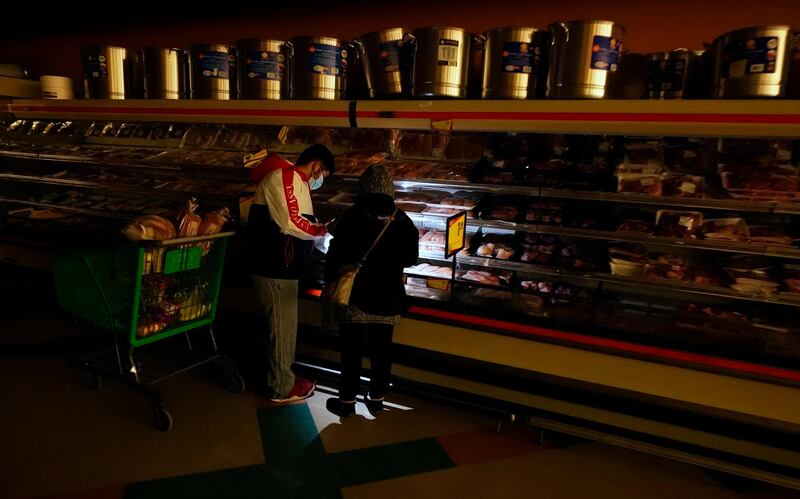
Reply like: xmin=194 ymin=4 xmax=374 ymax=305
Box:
xmin=357 ymin=207 xmax=398 ymax=268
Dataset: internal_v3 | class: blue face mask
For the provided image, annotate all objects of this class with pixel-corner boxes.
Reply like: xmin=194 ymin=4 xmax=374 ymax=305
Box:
xmin=309 ymin=174 xmax=324 ymax=190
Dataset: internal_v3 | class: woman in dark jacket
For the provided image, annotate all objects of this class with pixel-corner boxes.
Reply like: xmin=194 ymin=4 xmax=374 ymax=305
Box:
xmin=324 ymin=164 xmax=419 ymax=417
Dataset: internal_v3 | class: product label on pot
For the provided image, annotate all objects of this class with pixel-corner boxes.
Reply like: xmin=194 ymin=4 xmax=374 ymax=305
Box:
xmin=245 ymin=50 xmax=285 ymax=81
xmin=378 ymin=41 xmax=401 ymax=72
xmin=84 ymin=53 xmax=108 ymax=79
xmin=501 ymin=42 xmax=534 ymax=73
xmin=307 ymin=43 xmax=346 ymax=76
xmin=197 ymin=50 xmax=229 ymax=79
xmin=646 ymin=58 xmax=686 ymax=92
xmin=590 ymin=35 xmax=622 ymax=72
xmin=438 ymin=39 xmax=460 ymax=66
xmin=722 ymin=36 xmax=779 ymax=77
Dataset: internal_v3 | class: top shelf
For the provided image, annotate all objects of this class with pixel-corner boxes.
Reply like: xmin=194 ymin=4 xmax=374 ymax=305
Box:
xmin=8 ymin=99 xmax=800 ymax=139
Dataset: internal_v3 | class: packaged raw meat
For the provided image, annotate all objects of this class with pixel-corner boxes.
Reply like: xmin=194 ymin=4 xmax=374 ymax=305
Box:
xmin=661 ymin=174 xmax=705 ymax=198
xmin=177 ymin=199 xmax=202 ymax=237
xmin=482 ymin=170 xmax=515 ymax=185
xmin=558 ymin=244 xmax=594 ymax=270
xmin=457 ymin=269 xmax=513 ymax=286
xmin=654 ymin=210 xmax=703 ymax=239
xmin=616 ymin=219 xmax=653 ymax=233
xmin=647 ymin=252 xmax=687 ymax=268
xmin=393 ymin=161 xmax=434 ymax=179
xmin=721 ymin=171 xmax=800 ymax=196
xmin=418 ymin=229 xmax=446 ymax=252
xmin=486 ymin=206 xmax=518 ymax=221
xmin=645 ymin=263 xmax=686 ymax=281
xmin=406 ymin=263 xmax=452 ymax=278
xmin=519 ymin=234 xmax=559 ymax=265
xmin=748 ymin=226 xmax=797 ymax=246
xmin=438 ymin=196 xmax=479 ymax=209
xmin=477 ymin=195 xmax=521 ymax=222
xmin=396 ymin=202 xmax=426 ymax=213
xmin=336 ymin=150 xmax=388 ymax=165
xmin=682 ymin=303 xmax=749 ymax=322
xmin=524 ymin=201 xmax=565 ymax=225
xmin=395 ymin=191 xmax=443 ymax=204
xmin=617 ymin=164 xmax=663 ymax=175
xmin=691 ymin=270 xmax=722 ymax=286
xmin=422 ymin=206 xmax=468 ymax=217
xmin=701 ymin=218 xmax=749 ymax=242
xmin=122 ymin=215 xmax=177 ymax=241
xmin=617 ymin=174 xmax=662 ymax=195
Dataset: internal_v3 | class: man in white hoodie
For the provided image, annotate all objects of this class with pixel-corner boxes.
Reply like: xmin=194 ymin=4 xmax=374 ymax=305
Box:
xmin=245 ymin=144 xmax=334 ymax=402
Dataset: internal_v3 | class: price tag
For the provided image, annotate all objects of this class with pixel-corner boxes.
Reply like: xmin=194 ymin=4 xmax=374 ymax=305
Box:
xmin=427 ymin=278 xmax=451 ymax=291
xmin=445 ymin=210 xmax=467 ymax=258
xmin=431 ymin=119 xmax=453 ymax=131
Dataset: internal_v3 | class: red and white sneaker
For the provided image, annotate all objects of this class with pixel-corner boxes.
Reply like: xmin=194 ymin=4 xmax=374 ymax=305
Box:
xmin=270 ymin=376 xmax=316 ymax=403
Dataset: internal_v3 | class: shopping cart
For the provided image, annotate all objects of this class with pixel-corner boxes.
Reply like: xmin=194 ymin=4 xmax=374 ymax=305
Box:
xmin=53 ymin=232 xmax=244 ymax=431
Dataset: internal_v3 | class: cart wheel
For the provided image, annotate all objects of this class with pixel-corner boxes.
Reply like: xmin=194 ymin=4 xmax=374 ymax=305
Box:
xmin=82 ymin=370 xmax=102 ymax=391
xmin=224 ymin=369 xmax=246 ymax=394
xmin=152 ymin=404 xmax=173 ymax=432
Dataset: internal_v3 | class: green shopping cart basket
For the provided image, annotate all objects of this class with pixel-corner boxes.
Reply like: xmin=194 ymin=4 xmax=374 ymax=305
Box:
xmin=53 ymin=231 xmax=244 ymax=431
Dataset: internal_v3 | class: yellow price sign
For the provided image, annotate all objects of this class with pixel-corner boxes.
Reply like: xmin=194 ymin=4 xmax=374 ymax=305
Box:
xmin=427 ymin=278 xmax=451 ymax=291
xmin=445 ymin=211 xmax=467 ymax=258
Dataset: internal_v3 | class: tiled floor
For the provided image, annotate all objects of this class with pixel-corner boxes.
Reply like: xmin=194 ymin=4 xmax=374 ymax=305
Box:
xmin=2 ymin=302 xmax=799 ymax=498
xmin=2 ymin=354 xmax=799 ymax=499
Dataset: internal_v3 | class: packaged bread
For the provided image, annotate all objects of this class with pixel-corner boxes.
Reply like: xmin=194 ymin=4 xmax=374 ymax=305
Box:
xmin=198 ymin=207 xmax=230 ymax=236
xmin=122 ymin=215 xmax=177 ymax=241
xmin=177 ymin=199 xmax=202 ymax=237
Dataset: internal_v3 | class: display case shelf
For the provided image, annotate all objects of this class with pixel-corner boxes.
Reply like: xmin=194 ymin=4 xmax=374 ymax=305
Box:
xmin=9 ymin=99 xmax=800 ymax=139
xmin=7 ymin=99 xmax=352 ymax=128
xmin=0 ymin=171 xmax=250 ymax=200
xmin=0 ymin=196 xmax=133 ymax=219
xmin=473 ymin=219 xmax=800 ymax=260
xmin=369 ymin=177 xmax=798 ymax=215
xmin=455 ymin=255 xmax=800 ymax=308
xmin=356 ymin=99 xmax=800 ymax=138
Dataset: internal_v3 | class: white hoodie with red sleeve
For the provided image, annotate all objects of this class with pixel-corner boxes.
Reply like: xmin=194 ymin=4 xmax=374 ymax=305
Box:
xmin=245 ymin=166 xmax=327 ymax=278
xmin=256 ymin=167 xmax=327 ymax=240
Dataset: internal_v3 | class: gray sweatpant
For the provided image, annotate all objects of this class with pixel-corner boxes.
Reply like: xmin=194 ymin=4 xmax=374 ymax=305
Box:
xmin=252 ymin=275 xmax=298 ymax=398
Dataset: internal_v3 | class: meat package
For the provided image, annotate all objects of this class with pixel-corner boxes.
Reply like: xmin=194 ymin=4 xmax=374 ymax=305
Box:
xmin=520 ymin=279 xmax=593 ymax=302
xmin=457 ymin=269 xmax=514 ymax=286
xmin=406 ymin=263 xmax=452 ymax=278
xmin=524 ymin=201 xmax=565 ymax=225
xmin=475 ymin=195 xmax=522 ymax=222
xmin=519 ymin=234 xmax=559 ymax=265
xmin=654 ymin=210 xmax=703 ymax=239
xmin=418 ymin=228 xmax=446 ymax=252
xmin=617 ymin=174 xmax=662 ymax=195
xmin=661 ymin=174 xmax=705 ymax=198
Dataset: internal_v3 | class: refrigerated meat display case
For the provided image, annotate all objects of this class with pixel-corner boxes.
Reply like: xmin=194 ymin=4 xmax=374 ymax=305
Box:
xmin=2 ymin=98 xmax=800 ymax=487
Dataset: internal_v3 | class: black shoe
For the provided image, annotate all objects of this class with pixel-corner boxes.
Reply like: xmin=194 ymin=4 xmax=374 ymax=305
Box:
xmin=326 ymin=398 xmax=356 ymax=417
xmin=365 ymin=396 xmax=384 ymax=416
